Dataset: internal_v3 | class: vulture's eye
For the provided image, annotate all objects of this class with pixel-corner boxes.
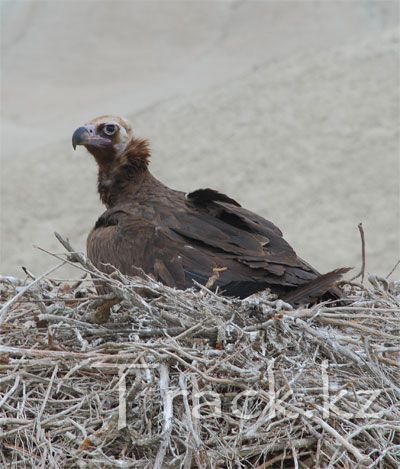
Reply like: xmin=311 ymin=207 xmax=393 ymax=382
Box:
xmin=103 ymin=124 xmax=117 ymax=136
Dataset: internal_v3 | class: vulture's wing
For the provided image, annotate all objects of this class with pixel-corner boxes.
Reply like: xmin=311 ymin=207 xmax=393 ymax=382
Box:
xmin=88 ymin=207 xmax=199 ymax=289
xmin=87 ymin=189 xmax=344 ymax=301
xmin=180 ymin=189 xmax=319 ymax=288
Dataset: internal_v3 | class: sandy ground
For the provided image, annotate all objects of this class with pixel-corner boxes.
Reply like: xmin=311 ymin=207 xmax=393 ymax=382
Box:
xmin=1 ymin=1 xmax=399 ymax=279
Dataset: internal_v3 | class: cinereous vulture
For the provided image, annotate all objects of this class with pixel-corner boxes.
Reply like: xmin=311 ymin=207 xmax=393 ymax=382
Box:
xmin=72 ymin=115 xmax=348 ymax=305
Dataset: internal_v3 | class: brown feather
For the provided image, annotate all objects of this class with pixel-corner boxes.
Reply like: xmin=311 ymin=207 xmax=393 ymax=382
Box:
xmin=282 ymin=267 xmax=352 ymax=305
xmin=187 ymin=188 xmax=241 ymax=207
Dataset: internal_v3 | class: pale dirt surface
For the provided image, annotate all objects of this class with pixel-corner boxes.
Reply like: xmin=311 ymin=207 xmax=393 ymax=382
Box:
xmin=1 ymin=1 xmax=399 ymax=279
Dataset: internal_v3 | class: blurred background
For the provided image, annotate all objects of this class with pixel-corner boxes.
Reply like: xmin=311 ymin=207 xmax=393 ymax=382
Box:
xmin=1 ymin=0 xmax=399 ymax=279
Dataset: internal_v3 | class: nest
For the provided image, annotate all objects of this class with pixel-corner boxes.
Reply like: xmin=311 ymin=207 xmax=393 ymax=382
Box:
xmin=0 ymin=236 xmax=399 ymax=468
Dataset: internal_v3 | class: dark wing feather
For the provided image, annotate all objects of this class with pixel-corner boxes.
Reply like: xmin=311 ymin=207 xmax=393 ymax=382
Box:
xmin=282 ymin=267 xmax=351 ymax=304
xmin=169 ymin=212 xmax=266 ymax=256
xmin=186 ymin=188 xmax=241 ymax=207
xmin=183 ymin=194 xmax=313 ymax=274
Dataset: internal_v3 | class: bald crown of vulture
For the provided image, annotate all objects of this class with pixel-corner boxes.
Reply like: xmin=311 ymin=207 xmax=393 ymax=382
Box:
xmin=72 ymin=115 xmax=348 ymax=305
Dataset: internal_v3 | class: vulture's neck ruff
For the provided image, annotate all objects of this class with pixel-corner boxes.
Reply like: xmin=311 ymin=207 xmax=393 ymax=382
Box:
xmin=95 ymin=137 xmax=151 ymax=208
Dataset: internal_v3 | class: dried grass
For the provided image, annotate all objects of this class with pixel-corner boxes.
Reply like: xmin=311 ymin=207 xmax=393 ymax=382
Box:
xmin=0 ymin=236 xmax=399 ymax=468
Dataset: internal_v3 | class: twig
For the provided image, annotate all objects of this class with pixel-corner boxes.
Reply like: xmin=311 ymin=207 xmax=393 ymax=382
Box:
xmin=386 ymin=259 xmax=400 ymax=279
xmin=21 ymin=267 xmax=36 ymax=281
xmin=205 ymin=267 xmax=227 ymax=290
xmin=350 ymin=223 xmax=366 ymax=283
xmin=153 ymin=364 xmax=172 ymax=469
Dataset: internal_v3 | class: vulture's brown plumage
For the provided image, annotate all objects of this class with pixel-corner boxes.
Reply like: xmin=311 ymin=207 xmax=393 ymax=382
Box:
xmin=72 ymin=115 xmax=348 ymax=305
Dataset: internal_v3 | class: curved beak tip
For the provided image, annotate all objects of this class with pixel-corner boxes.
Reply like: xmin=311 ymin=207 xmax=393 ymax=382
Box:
xmin=72 ymin=126 xmax=90 ymax=150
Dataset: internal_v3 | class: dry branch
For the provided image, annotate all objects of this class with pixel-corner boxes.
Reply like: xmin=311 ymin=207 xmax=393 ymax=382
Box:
xmin=350 ymin=222 xmax=366 ymax=283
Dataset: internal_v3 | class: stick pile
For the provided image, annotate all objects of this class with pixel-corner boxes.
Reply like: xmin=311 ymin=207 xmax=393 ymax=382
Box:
xmin=0 ymin=238 xmax=399 ymax=468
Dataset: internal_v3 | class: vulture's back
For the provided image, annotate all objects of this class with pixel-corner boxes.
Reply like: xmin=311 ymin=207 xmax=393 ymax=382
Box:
xmin=87 ymin=183 xmax=344 ymax=304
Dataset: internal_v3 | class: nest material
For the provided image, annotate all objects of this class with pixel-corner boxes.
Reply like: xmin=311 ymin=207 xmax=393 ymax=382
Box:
xmin=0 ymin=239 xmax=399 ymax=468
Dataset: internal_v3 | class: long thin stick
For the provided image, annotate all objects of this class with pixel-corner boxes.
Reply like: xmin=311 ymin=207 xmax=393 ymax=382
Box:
xmin=154 ymin=364 xmax=172 ymax=469
xmin=386 ymin=259 xmax=400 ymax=279
xmin=350 ymin=223 xmax=366 ymax=283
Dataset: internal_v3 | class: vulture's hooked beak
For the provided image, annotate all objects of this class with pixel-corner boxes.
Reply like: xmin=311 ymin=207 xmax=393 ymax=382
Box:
xmin=72 ymin=125 xmax=110 ymax=150
xmin=72 ymin=126 xmax=91 ymax=150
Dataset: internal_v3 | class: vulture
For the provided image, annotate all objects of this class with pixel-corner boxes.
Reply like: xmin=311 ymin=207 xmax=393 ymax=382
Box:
xmin=72 ymin=115 xmax=348 ymax=305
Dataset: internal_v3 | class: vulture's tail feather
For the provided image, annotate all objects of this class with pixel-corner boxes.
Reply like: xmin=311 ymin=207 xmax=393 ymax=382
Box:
xmin=283 ymin=267 xmax=352 ymax=305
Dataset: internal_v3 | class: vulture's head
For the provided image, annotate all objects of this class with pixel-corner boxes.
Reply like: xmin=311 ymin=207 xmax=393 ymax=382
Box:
xmin=72 ymin=115 xmax=134 ymax=161
xmin=72 ymin=115 xmax=150 ymax=206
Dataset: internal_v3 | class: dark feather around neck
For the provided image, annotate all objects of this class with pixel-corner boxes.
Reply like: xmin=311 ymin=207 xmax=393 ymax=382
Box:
xmin=97 ymin=138 xmax=151 ymax=208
